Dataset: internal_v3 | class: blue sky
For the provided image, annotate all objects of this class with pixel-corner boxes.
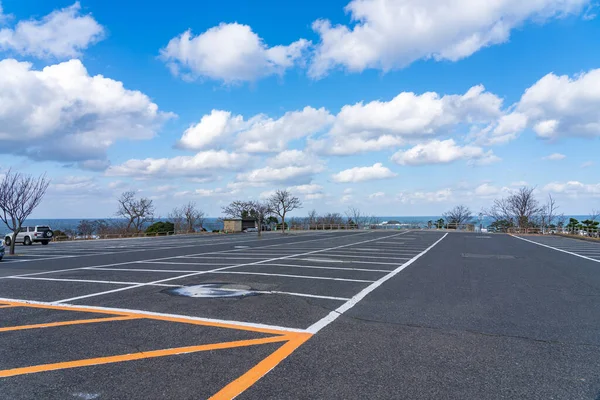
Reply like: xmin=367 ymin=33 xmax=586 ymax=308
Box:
xmin=0 ymin=0 xmax=599 ymax=218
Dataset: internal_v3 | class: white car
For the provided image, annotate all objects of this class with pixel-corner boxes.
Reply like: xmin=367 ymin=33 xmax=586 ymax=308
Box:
xmin=4 ymin=226 xmax=54 ymax=246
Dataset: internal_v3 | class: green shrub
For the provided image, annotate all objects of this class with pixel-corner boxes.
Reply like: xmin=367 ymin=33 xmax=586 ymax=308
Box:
xmin=145 ymin=221 xmax=175 ymax=234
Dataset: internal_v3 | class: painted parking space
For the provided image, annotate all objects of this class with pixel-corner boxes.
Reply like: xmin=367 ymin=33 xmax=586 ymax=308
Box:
xmin=0 ymin=232 xmax=325 ymax=263
xmin=0 ymin=230 xmax=447 ymax=398
xmin=0 ymin=299 xmax=309 ymax=399
xmin=513 ymin=234 xmax=600 ymax=262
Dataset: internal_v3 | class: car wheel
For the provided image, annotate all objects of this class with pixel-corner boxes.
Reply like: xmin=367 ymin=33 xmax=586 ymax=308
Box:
xmin=4 ymin=237 xmax=10 ymax=246
xmin=42 ymin=241 xmax=49 ymax=245
xmin=24 ymin=237 xmax=32 ymax=246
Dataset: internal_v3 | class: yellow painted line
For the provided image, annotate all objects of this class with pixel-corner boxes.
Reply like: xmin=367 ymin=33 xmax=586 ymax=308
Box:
xmin=0 ymin=316 xmax=138 ymax=333
xmin=0 ymin=335 xmax=291 ymax=378
xmin=0 ymin=305 xmax=16 ymax=309
xmin=210 ymin=333 xmax=313 ymax=400
xmin=0 ymin=300 xmax=294 ymax=335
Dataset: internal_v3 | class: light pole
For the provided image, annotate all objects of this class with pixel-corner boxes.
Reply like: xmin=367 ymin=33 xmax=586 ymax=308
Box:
xmin=479 ymin=212 xmax=483 ymax=233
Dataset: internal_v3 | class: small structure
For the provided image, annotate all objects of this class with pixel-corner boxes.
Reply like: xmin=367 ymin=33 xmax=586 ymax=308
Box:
xmin=223 ymin=219 xmax=256 ymax=233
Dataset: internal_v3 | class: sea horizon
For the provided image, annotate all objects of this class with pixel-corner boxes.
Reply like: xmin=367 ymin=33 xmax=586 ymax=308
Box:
xmin=10 ymin=215 xmax=594 ymax=234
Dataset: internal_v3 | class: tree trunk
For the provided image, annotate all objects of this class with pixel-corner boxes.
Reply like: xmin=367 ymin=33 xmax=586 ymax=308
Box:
xmin=281 ymin=212 xmax=286 ymax=234
xmin=9 ymin=230 xmax=17 ymax=255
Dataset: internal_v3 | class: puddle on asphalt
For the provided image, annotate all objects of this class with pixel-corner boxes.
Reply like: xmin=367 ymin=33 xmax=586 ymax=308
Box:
xmin=162 ymin=283 xmax=260 ymax=298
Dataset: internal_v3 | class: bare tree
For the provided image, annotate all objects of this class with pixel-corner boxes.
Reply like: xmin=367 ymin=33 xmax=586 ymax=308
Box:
xmin=368 ymin=215 xmax=381 ymax=228
xmin=320 ymin=212 xmax=344 ymax=225
xmin=116 ymin=191 xmax=155 ymax=233
xmin=222 ymin=200 xmax=251 ymax=220
xmin=251 ymin=201 xmax=273 ymax=237
xmin=345 ymin=207 xmax=366 ymax=229
xmin=443 ymin=205 xmax=473 ymax=227
xmin=487 ymin=197 xmax=513 ymax=226
xmin=590 ymin=209 xmax=600 ymax=222
xmin=486 ymin=186 xmax=543 ymax=230
xmin=269 ymin=190 xmax=302 ymax=234
xmin=77 ymin=220 xmax=95 ymax=239
xmin=182 ymin=201 xmax=205 ymax=232
xmin=222 ymin=200 xmax=272 ymax=237
xmin=508 ymin=186 xmax=541 ymax=228
xmin=168 ymin=206 xmax=185 ymax=233
xmin=0 ymin=170 xmax=50 ymax=255
xmin=307 ymin=209 xmax=318 ymax=227
xmin=540 ymin=194 xmax=559 ymax=233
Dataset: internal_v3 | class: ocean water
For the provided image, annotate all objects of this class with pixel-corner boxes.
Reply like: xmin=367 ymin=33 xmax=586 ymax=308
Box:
xmin=14 ymin=215 xmax=591 ymax=234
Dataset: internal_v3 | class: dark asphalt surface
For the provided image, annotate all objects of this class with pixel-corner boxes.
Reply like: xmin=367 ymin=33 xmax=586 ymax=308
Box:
xmin=245 ymin=233 xmax=600 ymax=400
xmin=1 ymin=231 xmax=599 ymax=399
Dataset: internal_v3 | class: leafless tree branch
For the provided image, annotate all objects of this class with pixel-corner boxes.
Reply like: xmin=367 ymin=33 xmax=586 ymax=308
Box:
xmin=0 ymin=170 xmax=50 ymax=254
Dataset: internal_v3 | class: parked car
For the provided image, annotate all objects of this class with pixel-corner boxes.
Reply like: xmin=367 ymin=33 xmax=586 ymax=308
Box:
xmin=4 ymin=226 xmax=54 ymax=246
xmin=0 ymin=239 xmax=4 ymax=261
xmin=243 ymin=227 xmax=259 ymax=233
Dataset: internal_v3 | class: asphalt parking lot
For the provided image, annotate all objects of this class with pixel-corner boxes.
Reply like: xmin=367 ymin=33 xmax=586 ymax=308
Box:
xmin=0 ymin=231 xmax=599 ymax=399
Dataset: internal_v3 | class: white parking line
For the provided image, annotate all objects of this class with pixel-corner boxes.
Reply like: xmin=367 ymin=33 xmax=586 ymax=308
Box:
xmin=1 ymin=231 xmax=373 ymax=281
xmin=306 ymin=233 xmax=447 ymax=334
xmin=211 ymin=271 xmax=375 ymax=283
xmin=265 ymin=263 xmax=392 ymax=273
xmin=0 ymin=297 xmax=306 ymax=334
xmin=299 ymin=253 xmax=418 ymax=260
xmin=511 ymin=235 xmax=600 ymax=263
xmin=52 ymin=231 xmax=409 ymax=303
xmin=6 ymin=276 xmax=180 ymax=287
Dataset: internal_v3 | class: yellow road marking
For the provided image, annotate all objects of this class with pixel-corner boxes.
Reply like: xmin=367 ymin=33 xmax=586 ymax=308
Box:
xmin=0 ymin=300 xmax=290 ymax=335
xmin=0 ymin=299 xmax=312 ymax=399
xmin=0 ymin=316 xmax=139 ymax=333
xmin=210 ymin=333 xmax=312 ymax=400
xmin=0 ymin=335 xmax=291 ymax=378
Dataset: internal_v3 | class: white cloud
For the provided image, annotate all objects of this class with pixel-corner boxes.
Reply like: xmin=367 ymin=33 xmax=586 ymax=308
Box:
xmin=288 ymin=183 xmax=323 ymax=195
xmin=397 ymin=188 xmax=453 ymax=204
xmin=309 ymin=0 xmax=588 ymax=78
xmin=542 ymin=153 xmax=566 ymax=161
xmin=391 ymin=139 xmax=500 ymax=166
xmin=369 ymin=192 xmax=385 ymax=199
xmin=106 ymin=150 xmax=251 ymax=179
xmin=178 ymin=110 xmax=244 ymax=150
xmin=308 ymin=135 xmax=404 ymax=156
xmin=472 ymin=112 xmax=528 ymax=145
xmin=517 ymin=69 xmax=600 ymax=139
xmin=332 ymin=163 xmax=396 ymax=183
xmin=473 ymin=183 xmax=511 ymax=197
xmin=235 ymin=107 xmax=333 ymax=153
xmin=474 ymin=69 xmax=600 ymax=144
xmin=49 ymin=176 xmax=102 ymax=195
xmin=543 ymin=181 xmax=600 ymax=196
xmin=0 ymin=59 xmax=172 ymax=165
xmin=581 ymin=161 xmax=594 ymax=168
xmin=0 ymin=2 xmax=104 ymax=58
xmin=178 ymin=107 xmax=333 ymax=153
xmin=311 ymin=85 xmax=502 ymax=155
xmin=160 ymin=23 xmax=310 ymax=83
xmin=235 ymin=150 xmax=325 ymax=185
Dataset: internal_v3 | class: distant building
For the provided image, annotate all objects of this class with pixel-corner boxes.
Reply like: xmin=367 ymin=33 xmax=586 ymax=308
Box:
xmin=223 ymin=219 xmax=256 ymax=233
